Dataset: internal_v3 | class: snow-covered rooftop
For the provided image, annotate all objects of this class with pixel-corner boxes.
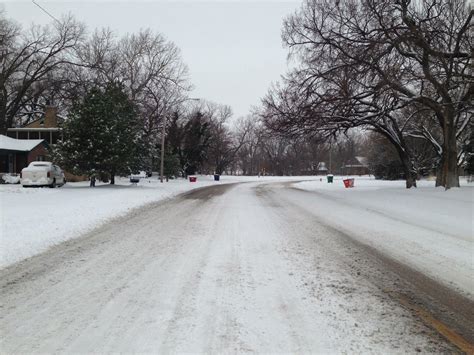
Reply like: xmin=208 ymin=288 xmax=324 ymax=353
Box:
xmin=355 ymin=156 xmax=368 ymax=166
xmin=0 ymin=134 xmax=45 ymax=152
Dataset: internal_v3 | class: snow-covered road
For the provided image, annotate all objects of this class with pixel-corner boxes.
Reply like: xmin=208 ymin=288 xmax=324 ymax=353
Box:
xmin=0 ymin=182 xmax=471 ymax=353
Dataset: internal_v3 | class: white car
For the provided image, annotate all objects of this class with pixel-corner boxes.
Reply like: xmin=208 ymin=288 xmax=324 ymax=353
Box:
xmin=21 ymin=162 xmax=66 ymax=188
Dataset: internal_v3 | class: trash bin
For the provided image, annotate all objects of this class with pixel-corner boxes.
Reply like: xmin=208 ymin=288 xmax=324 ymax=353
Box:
xmin=189 ymin=176 xmax=197 ymax=182
xmin=327 ymin=174 xmax=334 ymax=183
xmin=214 ymin=174 xmax=220 ymax=181
xmin=343 ymin=178 xmax=354 ymax=188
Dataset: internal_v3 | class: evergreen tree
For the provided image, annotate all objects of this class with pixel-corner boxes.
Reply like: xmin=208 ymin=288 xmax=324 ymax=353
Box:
xmin=52 ymin=84 xmax=142 ymax=184
xmin=166 ymin=112 xmax=185 ymax=176
xmin=156 ymin=146 xmax=181 ymax=180
xmin=182 ymin=112 xmax=211 ymax=176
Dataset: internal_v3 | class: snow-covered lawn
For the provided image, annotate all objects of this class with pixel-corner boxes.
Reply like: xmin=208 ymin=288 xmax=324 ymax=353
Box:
xmin=0 ymin=176 xmax=230 ymax=267
xmin=292 ymin=176 xmax=474 ymax=298
xmin=0 ymin=175 xmax=307 ymax=267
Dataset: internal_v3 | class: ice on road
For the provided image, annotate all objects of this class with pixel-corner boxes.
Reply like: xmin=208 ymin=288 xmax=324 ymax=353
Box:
xmin=0 ymin=182 xmax=465 ymax=353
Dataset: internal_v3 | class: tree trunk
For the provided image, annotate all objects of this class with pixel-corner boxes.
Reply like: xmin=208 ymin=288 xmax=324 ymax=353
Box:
xmin=110 ymin=170 xmax=115 ymax=185
xmin=0 ymin=96 xmax=8 ymax=135
xmin=0 ymin=117 xmax=7 ymax=135
xmin=436 ymin=119 xmax=459 ymax=189
xmin=391 ymin=143 xmax=417 ymax=188
xmin=380 ymin=131 xmax=417 ymax=189
xmin=401 ymin=157 xmax=417 ymax=189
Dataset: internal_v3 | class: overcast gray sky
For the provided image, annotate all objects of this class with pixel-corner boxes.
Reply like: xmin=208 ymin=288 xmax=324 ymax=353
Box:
xmin=3 ymin=0 xmax=302 ymax=119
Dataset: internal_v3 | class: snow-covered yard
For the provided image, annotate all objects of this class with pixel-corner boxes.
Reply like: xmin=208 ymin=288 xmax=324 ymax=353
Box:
xmin=0 ymin=176 xmax=234 ymax=267
xmin=292 ymin=176 xmax=474 ymax=298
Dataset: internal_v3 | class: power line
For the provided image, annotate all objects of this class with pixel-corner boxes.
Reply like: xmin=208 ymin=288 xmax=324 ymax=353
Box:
xmin=31 ymin=0 xmax=61 ymax=25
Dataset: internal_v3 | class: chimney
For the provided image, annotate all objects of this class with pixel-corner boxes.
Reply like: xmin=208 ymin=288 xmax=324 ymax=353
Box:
xmin=44 ymin=106 xmax=58 ymax=128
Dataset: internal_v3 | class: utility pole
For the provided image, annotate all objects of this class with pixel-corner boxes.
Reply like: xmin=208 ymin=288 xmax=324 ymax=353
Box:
xmin=160 ymin=114 xmax=167 ymax=183
xmin=329 ymin=141 xmax=332 ymax=174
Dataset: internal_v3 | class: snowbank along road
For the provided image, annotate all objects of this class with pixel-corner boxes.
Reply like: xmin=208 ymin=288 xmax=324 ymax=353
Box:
xmin=1 ymin=181 xmax=472 ymax=353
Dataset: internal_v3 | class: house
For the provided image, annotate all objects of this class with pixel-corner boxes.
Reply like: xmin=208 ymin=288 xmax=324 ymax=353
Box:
xmin=0 ymin=135 xmax=48 ymax=174
xmin=341 ymin=156 xmax=370 ymax=175
xmin=316 ymin=162 xmax=328 ymax=175
xmin=3 ymin=106 xmax=87 ymax=182
xmin=7 ymin=106 xmax=62 ymax=145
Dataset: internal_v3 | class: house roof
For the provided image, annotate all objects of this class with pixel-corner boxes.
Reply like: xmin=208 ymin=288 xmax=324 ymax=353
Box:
xmin=7 ymin=127 xmax=60 ymax=132
xmin=0 ymin=134 xmax=45 ymax=152
xmin=342 ymin=156 xmax=369 ymax=168
xmin=317 ymin=162 xmax=328 ymax=170
xmin=355 ymin=156 xmax=368 ymax=166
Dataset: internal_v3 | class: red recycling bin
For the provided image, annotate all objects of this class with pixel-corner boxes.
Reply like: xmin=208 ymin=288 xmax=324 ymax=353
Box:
xmin=343 ymin=178 xmax=354 ymax=188
xmin=189 ymin=176 xmax=197 ymax=182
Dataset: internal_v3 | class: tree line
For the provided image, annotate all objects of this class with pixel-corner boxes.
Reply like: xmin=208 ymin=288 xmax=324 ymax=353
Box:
xmin=259 ymin=0 xmax=473 ymax=189
xmin=0 ymin=9 xmax=358 ymax=182
xmin=1 ymin=2 xmax=472 ymax=187
xmin=0 ymin=11 xmax=251 ymax=182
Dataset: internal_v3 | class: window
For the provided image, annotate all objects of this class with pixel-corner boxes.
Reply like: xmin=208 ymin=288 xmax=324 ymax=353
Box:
xmin=36 ymin=156 xmax=46 ymax=161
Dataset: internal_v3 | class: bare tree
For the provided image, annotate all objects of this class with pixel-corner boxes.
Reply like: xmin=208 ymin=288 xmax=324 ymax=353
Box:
xmin=0 ymin=13 xmax=85 ymax=133
xmin=60 ymin=26 xmax=191 ymax=173
xmin=198 ymin=102 xmax=251 ymax=175
xmin=264 ymin=0 xmax=472 ymax=188
xmin=73 ymin=27 xmax=189 ymax=108
xmin=235 ymin=116 xmax=265 ymax=175
xmin=261 ymin=68 xmax=423 ymax=187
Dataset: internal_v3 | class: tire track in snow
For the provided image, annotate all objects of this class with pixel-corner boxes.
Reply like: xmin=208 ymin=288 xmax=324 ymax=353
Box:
xmin=0 ymin=182 xmax=462 ymax=353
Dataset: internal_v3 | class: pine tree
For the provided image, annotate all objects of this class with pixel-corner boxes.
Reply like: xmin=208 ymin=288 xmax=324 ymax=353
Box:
xmin=52 ymin=84 xmax=142 ymax=184
xmin=156 ymin=146 xmax=181 ymax=180
xmin=182 ymin=112 xmax=211 ymax=176
xmin=166 ymin=112 xmax=185 ymax=176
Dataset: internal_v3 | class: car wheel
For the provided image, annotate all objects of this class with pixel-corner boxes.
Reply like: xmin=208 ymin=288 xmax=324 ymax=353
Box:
xmin=49 ymin=179 xmax=56 ymax=188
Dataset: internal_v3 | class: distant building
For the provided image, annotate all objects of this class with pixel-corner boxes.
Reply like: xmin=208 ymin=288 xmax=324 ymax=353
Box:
xmin=7 ymin=106 xmax=62 ymax=145
xmin=316 ymin=162 xmax=328 ymax=175
xmin=341 ymin=156 xmax=370 ymax=175
xmin=0 ymin=135 xmax=48 ymax=174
